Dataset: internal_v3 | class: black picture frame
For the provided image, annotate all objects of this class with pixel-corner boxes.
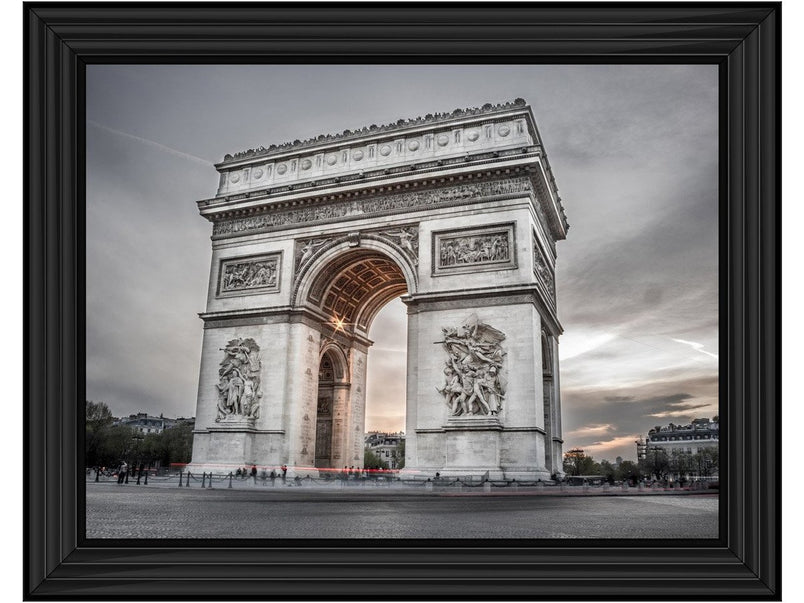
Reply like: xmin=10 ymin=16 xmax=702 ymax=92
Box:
xmin=24 ymin=2 xmax=780 ymax=600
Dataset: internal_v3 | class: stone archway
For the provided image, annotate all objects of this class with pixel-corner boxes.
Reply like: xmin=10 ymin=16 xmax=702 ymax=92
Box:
xmin=188 ymin=99 xmax=568 ymax=479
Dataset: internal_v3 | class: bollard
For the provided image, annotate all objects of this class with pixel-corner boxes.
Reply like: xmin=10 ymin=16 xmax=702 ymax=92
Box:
xmin=208 ymin=473 xmax=213 ymax=489
xmin=178 ymin=470 xmax=183 ymax=487
xmin=186 ymin=472 xmax=191 ymax=487
xmin=136 ymin=471 xmax=141 ymax=486
xmin=95 ymin=468 xmax=99 ymax=482
xmin=483 ymin=481 xmax=492 ymax=493
xmin=201 ymin=473 xmax=207 ymax=488
xmin=228 ymin=472 xmax=233 ymax=488
xmin=144 ymin=471 xmax=148 ymax=486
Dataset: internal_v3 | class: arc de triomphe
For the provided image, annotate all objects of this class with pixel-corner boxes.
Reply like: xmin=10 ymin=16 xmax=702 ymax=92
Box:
xmin=188 ymin=99 xmax=568 ymax=480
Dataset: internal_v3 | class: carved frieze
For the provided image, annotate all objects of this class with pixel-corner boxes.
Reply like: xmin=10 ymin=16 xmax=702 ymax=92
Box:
xmin=432 ymin=223 xmax=516 ymax=275
xmin=215 ymin=338 xmax=262 ymax=422
xmin=532 ymin=235 xmax=556 ymax=303
xmin=218 ymin=253 xmax=281 ymax=296
xmin=213 ymin=176 xmax=533 ymax=238
xmin=436 ymin=314 xmax=507 ymax=418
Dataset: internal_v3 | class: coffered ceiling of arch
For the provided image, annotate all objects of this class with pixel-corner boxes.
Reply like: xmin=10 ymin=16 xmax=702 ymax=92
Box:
xmin=315 ymin=254 xmax=407 ymax=329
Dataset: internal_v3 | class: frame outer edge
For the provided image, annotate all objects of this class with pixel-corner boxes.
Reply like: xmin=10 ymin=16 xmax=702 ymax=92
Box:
xmin=22 ymin=2 xmax=781 ymax=600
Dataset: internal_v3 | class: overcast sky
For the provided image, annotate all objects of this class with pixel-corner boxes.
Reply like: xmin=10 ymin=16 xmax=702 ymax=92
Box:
xmin=86 ymin=65 xmax=718 ymax=462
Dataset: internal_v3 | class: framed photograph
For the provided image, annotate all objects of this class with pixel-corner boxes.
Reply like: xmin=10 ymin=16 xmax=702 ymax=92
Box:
xmin=25 ymin=3 xmax=780 ymax=600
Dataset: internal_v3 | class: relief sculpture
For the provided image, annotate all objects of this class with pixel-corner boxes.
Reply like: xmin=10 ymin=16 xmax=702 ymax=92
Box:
xmin=378 ymin=225 xmax=419 ymax=264
xmin=220 ymin=255 xmax=279 ymax=293
xmin=439 ymin=232 xmax=509 ymax=267
xmin=215 ymin=338 xmax=262 ymax=422
xmin=213 ymin=177 xmax=533 ymax=237
xmin=533 ymin=242 xmax=556 ymax=301
xmin=294 ymin=238 xmax=330 ymax=275
xmin=435 ymin=314 xmax=507 ymax=417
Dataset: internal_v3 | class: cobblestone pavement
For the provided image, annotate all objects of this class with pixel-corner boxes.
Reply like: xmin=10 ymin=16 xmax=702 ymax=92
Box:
xmin=86 ymin=481 xmax=718 ymax=539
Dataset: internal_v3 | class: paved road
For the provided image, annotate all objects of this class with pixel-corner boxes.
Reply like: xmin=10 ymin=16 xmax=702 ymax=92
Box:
xmin=86 ymin=482 xmax=718 ymax=539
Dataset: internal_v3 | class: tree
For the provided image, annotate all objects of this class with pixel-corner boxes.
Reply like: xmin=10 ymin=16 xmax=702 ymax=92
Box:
xmin=599 ymin=459 xmax=616 ymax=484
xmin=670 ymin=450 xmax=695 ymax=481
xmin=94 ymin=424 xmax=136 ymax=468
xmin=363 ymin=449 xmax=388 ymax=470
xmin=616 ymin=460 xmax=642 ymax=483
xmin=143 ymin=422 xmax=194 ymax=468
xmin=642 ymin=447 xmax=671 ymax=480
xmin=86 ymin=400 xmax=113 ymax=431
xmin=563 ymin=448 xmax=600 ymax=476
xmin=85 ymin=400 xmax=115 ymax=467
xmin=691 ymin=447 xmax=718 ymax=478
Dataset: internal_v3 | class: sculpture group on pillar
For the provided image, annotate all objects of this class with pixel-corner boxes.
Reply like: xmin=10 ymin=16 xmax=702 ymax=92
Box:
xmin=436 ymin=314 xmax=507 ymax=417
xmin=215 ymin=338 xmax=262 ymax=421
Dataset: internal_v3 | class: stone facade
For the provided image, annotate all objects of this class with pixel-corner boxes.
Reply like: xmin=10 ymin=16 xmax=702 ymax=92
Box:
xmin=189 ymin=100 xmax=568 ymax=480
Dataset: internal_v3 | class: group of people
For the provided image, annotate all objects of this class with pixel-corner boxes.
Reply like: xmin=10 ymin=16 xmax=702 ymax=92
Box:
xmin=342 ymin=466 xmax=363 ymax=479
xmin=235 ymin=463 xmax=289 ymax=485
xmin=98 ymin=460 xmax=147 ymax=484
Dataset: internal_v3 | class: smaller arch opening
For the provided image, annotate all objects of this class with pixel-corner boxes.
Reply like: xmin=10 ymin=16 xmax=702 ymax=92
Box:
xmin=314 ymin=348 xmax=348 ymax=469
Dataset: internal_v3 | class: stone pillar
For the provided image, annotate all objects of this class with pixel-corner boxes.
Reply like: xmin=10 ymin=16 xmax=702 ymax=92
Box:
xmin=404 ymin=300 xmax=550 ymax=481
xmin=283 ymin=323 xmax=321 ymax=472
xmin=330 ymin=383 xmax=351 ymax=468
xmin=346 ymin=347 xmax=368 ymax=469
xmin=550 ymin=335 xmax=564 ymax=476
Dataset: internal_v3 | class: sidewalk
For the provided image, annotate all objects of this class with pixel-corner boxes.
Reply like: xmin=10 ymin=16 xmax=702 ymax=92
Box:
xmin=86 ymin=473 xmax=718 ymax=497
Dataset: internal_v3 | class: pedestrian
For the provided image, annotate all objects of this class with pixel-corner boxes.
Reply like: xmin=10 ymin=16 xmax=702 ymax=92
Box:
xmin=251 ymin=464 xmax=257 ymax=485
xmin=118 ymin=460 xmax=128 ymax=484
xmin=137 ymin=462 xmax=145 ymax=485
xmin=270 ymin=468 xmax=276 ymax=487
xmin=281 ymin=464 xmax=288 ymax=483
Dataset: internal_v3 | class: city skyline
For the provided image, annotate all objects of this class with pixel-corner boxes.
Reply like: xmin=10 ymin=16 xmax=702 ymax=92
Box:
xmin=86 ymin=65 xmax=718 ymax=462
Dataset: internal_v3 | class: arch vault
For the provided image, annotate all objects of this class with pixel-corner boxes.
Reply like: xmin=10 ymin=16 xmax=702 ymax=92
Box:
xmin=189 ymin=99 xmax=569 ymax=480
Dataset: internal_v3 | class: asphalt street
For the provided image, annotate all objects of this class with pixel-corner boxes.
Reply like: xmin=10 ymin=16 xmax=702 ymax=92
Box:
xmin=86 ymin=482 xmax=718 ymax=539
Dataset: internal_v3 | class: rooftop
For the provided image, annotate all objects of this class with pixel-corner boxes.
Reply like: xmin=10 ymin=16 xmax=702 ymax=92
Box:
xmin=219 ymin=99 xmax=529 ymax=165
